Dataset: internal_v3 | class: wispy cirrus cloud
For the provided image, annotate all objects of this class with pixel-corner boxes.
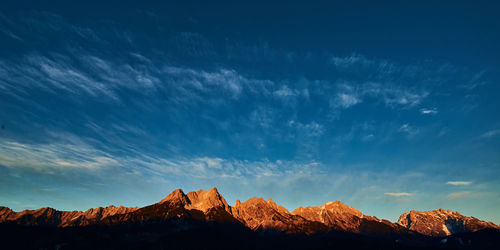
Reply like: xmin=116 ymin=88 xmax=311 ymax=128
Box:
xmin=0 ymin=133 xmax=322 ymax=180
xmin=0 ymin=52 xmax=275 ymax=109
xmin=330 ymin=54 xmax=372 ymax=68
xmin=447 ymin=191 xmax=471 ymax=199
xmin=0 ymin=140 xmax=117 ymax=173
xmin=384 ymin=192 xmax=412 ymax=197
xmin=458 ymin=70 xmax=489 ymax=90
xmin=398 ymin=123 xmax=419 ymax=137
xmin=273 ymin=85 xmax=298 ymax=98
xmin=480 ymin=130 xmax=500 ymax=138
xmin=446 ymin=181 xmax=472 ymax=186
xmin=287 ymin=120 xmax=325 ymax=137
xmin=0 ymin=12 xmax=481 ymax=115
xmin=0 ymin=133 xmax=445 ymax=212
xmin=331 ymin=82 xmax=428 ymax=110
xmin=361 ymin=134 xmax=375 ymax=142
xmin=336 ymin=93 xmax=361 ymax=108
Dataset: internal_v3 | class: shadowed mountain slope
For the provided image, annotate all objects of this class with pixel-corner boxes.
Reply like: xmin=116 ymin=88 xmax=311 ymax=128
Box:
xmin=1 ymin=187 xmax=498 ymax=241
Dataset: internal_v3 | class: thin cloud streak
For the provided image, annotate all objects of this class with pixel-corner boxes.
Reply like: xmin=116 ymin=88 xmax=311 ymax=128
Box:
xmin=447 ymin=191 xmax=471 ymax=199
xmin=332 ymin=82 xmax=429 ymax=110
xmin=384 ymin=192 xmax=412 ymax=197
xmin=399 ymin=123 xmax=419 ymax=137
xmin=481 ymin=130 xmax=500 ymax=138
xmin=446 ymin=181 xmax=472 ymax=186
xmin=0 ymin=136 xmax=322 ymax=180
xmin=420 ymin=108 xmax=438 ymax=115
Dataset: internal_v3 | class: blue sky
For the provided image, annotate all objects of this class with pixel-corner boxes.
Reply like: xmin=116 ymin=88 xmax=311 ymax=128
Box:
xmin=1 ymin=1 xmax=500 ymax=223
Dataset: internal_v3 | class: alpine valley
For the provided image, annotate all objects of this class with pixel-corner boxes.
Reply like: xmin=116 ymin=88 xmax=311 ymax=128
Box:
xmin=1 ymin=187 xmax=499 ymax=249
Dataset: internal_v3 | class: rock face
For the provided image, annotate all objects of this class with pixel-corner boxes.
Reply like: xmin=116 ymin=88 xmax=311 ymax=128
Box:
xmin=231 ymin=197 xmax=326 ymax=234
xmin=0 ymin=205 xmax=138 ymax=227
xmin=1 ymin=188 xmax=498 ymax=238
xmin=397 ymin=208 xmax=500 ymax=236
xmin=106 ymin=187 xmax=238 ymax=225
xmin=292 ymin=201 xmax=365 ymax=232
xmin=185 ymin=187 xmax=231 ymax=213
xmin=292 ymin=201 xmax=407 ymax=236
xmin=159 ymin=187 xmax=230 ymax=212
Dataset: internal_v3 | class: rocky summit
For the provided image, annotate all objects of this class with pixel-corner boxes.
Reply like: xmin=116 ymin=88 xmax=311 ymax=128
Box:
xmin=0 ymin=205 xmax=138 ymax=227
xmin=398 ymin=208 xmax=500 ymax=236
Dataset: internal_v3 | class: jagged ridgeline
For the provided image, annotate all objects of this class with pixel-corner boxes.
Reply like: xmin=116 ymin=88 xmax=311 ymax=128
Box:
xmin=1 ymin=187 xmax=499 ymax=249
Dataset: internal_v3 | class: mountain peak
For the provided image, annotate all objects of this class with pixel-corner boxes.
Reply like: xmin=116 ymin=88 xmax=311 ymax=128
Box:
xmin=185 ymin=187 xmax=230 ymax=213
xmin=403 ymin=208 xmax=461 ymax=219
xmin=265 ymin=198 xmax=289 ymax=214
xmin=398 ymin=208 xmax=499 ymax=236
xmin=158 ymin=187 xmax=231 ymax=213
xmin=433 ymin=208 xmax=456 ymax=215
xmin=322 ymin=200 xmax=342 ymax=206
xmin=159 ymin=188 xmax=188 ymax=205
xmin=231 ymin=196 xmax=322 ymax=233
xmin=246 ymin=197 xmax=265 ymax=203
xmin=292 ymin=201 xmax=365 ymax=232
xmin=293 ymin=200 xmax=363 ymax=217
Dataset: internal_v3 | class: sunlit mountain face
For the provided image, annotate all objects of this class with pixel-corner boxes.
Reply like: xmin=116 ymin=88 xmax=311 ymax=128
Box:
xmin=0 ymin=0 xmax=499 ymax=242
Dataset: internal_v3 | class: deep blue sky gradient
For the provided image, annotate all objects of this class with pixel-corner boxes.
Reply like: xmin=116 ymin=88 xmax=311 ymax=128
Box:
xmin=0 ymin=1 xmax=499 ymax=223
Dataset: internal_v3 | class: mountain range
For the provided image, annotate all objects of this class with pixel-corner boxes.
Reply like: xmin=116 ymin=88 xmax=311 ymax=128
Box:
xmin=1 ymin=187 xmax=499 ymax=249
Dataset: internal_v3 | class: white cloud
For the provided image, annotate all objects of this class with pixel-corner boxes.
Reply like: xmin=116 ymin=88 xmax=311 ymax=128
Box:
xmin=384 ymin=192 xmax=412 ymax=197
xmin=399 ymin=124 xmax=410 ymax=131
xmin=337 ymin=93 xmax=361 ymax=108
xmin=361 ymin=134 xmax=374 ymax=142
xmin=458 ymin=70 xmax=488 ymax=90
xmin=420 ymin=108 xmax=438 ymax=115
xmin=249 ymin=107 xmax=275 ymax=128
xmin=163 ymin=66 xmax=248 ymax=98
xmin=481 ymin=130 xmax=500 ymax=138
xmin=331 ymin=82 xmax=428 ymax=111
xmin=399 ymin=123 xmax=419 ymax=136
xmin=446 ymin=181 xmax=471 ymax=186
xmin=273 ymin=85 xmax=297 ymax=98
xmin=301 ymin=122 xmax=325 ymax=137
xmin=374 ymin=86 xmax=428 ymax=107
xmin=197 ymin=157 xmax=223 ymax=169
xmin=288 ymin=120 xmax=325 ymax=137
xmin=330 ymin=54 xmax=372 ymax=68
xmin=328 ymin=54 xmax=432 ymax=109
